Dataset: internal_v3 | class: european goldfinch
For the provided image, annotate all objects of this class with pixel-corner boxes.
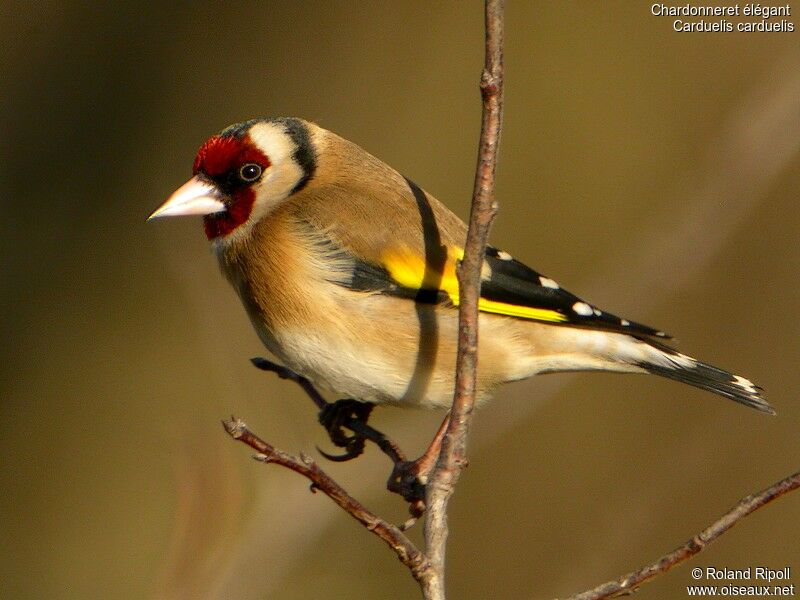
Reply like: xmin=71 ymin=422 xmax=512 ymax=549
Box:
xmin=149 ymin=117 xmax=773 ymax=415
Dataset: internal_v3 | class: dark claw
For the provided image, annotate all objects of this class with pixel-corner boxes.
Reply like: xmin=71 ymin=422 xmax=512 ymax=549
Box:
xmin=317 ymin=444 xmax=364 ymax=463
xmin=318 ymin=399 xmax=373 ymax=462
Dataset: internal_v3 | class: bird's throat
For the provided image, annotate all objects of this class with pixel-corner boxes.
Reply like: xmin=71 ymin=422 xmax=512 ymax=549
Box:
xmin=203 ymin=190 xmax=256 ymax=240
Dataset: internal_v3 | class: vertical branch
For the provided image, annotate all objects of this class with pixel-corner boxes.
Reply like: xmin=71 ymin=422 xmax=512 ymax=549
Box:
xmin=424 ymin=0 xmax=505 ymax=596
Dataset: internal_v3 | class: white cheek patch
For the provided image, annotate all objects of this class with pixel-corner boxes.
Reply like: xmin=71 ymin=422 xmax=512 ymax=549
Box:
xmin=248 ymin=122 xmax=306 ymax=215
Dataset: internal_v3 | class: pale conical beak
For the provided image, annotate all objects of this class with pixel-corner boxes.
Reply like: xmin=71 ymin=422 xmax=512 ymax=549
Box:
xmin=148 ymin=176 xmax=227 ymax=220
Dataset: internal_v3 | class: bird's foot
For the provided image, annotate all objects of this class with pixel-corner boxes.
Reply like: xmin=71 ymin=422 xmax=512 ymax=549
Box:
xmin=317 ymin=399 xmax=374 ymax=462
xmin=386 ymin=412 xmax=451 ymax=529
xmin=387 ymin=460 xmax=428 ymax=526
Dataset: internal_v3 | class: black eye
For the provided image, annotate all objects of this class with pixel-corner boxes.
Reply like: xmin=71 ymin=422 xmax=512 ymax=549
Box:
xmin=239 ymin=163 xmax=262 ymax=182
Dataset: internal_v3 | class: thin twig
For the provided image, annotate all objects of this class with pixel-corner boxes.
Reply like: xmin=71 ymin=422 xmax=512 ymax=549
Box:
xmin=221 ymin=417 xmax=433 ymax=586
xmin=424 ymin=0 xmax=505 ymax=596
xmin=562 ymin=470 xmax=800 ymax=600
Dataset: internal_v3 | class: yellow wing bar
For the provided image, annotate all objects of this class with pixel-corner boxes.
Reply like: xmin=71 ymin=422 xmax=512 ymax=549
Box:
xmin=380 ymin=245 xmax=568 ymax=323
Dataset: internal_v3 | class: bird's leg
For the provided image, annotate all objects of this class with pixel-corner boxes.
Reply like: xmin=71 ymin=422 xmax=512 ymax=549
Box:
xmin=251 ymin=357 xmax=393 ymax=462
xmin=250 ymin=357 xmax=327 ymax=409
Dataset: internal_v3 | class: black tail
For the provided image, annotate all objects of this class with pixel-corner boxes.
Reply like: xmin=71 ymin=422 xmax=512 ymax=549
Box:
xmin=641 ymin=354 xmax=774 ymax=414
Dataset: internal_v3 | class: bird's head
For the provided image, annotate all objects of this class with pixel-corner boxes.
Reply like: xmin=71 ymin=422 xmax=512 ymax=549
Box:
xmin=149 ymin=117 xmax=316 ymax=242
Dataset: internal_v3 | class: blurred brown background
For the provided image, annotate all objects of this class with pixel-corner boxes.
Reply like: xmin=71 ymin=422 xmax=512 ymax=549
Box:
xmin=2 ymin=2 xmax=798 ymax=599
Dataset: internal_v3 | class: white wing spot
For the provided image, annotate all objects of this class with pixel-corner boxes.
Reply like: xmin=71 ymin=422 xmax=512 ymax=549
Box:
xmin=593 ymin=308 xmax=602 ymax=316
xmin=621 ymin=319 xmax=630 ymax=326
xmin=733 ymin=375 xmax=758 ymax=394
xmin=572 ymin=302 xmax=593 ymax=316
xmin=497 ymin=250 xmax=513 ymax=261
xmin=539 ymin=276 xmax=560 ymax=289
